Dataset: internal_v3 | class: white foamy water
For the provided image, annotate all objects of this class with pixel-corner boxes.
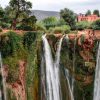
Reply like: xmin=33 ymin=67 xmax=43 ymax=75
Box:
xmin=0 ymin=53 xmax=7 ymax=100
xmin=42 ymin=35 xmax=63 ymax=100
xmin=65 ymin=69 xmax=74 ymax=100
xmin=93 ymin=42 xmax=100 ymax=100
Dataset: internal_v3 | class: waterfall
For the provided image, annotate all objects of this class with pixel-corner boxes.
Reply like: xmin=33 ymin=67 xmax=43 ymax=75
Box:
xmin=42 ymin=35 xmax=63 ymax=100
xmin=0 ymin=53 xmax=7 ymax=100
xmin=64 ymin=35 xmax=74 ymax=100
xmin=65 ymin=69 xmax=74 ymax=100
xmin=93 ymin=42 xmax=100 ymax=100
xmin=54 ymin=36 xmax=64 ymax=100
xmin=72 ymin=36 xmax=76 ymax=94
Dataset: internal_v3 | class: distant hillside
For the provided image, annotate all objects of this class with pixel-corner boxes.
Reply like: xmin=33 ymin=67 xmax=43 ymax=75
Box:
xmin=31 ymin=10 xmax=60 ymax=21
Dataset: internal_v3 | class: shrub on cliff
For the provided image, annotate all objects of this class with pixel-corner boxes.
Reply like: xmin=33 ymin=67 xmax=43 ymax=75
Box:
xmin=0 ymin=31 xmax=21 ymax=57
xmin=23 ymin=31 xmax=37 ymax=49
xmin=91 ymin=19 xmax=100 ymax=30
xmin=16 ymin=24 xmax=33 ymax=31
xmin=76 ymin=21 xmax=91 ymax=30
xmin=33 ymin=23 xmax=46 ymax=32
xmin=61 ymin=25 xmax=71 ymax=34
xmin=50 ymin=25 xmax=71 ymax=34
xmin=53 ymin=27 xmax=64 ymax=34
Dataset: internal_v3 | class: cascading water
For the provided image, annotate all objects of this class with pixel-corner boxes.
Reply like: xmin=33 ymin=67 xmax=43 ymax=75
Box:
xmin=65 ymin=69 xmax=74 ymax=100
xmin=93 ymin=42 xmax=100 ymax=100
xmin=54 ymin=35 xmax=64 ymax=100
xmin=72 ymin=36 xmax=76 ymax=94
xmin=64 ymin=35 xmax=74 ymax=100
xmin=42 ymin=35 xmax=63 ymax=100
xmin=0 ymin=52 xmax=7 ymax=100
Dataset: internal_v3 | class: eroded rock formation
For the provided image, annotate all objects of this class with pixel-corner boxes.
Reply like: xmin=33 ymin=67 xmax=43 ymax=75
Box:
xmin=2 ymin=60 xmax=27 ymax=100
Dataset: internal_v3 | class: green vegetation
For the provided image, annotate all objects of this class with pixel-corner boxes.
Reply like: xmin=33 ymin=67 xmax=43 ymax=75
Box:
xmin=85 ymin=10 xmax=91 ymax=16
xmin=23 ymin=31 xmax=37 ymax=49
xmin=0 ymin=28 xmax=2 ymax=32
xmin=76 ymin=21 xmax=91 ymax=30
xmin=0 ymin=0 xmax=100 ymax=100
xmin=91 ymin=19 xmax=100 ymax=30
xmin=0 ymin=31 xmax=22 ymax=57
xmin=93 ymin=10 xmax=100 ymax=17
xmin=51 ymin=25 xmax=71 ymax=34
xmin=8 ymin=0 xmax=32 ymax=29
xmin=0 ymin=0 xmax=37 ymax=30
xmin=85 ymin=9 xmax=100 ymax=17
xmin=41 ymin=17 xmax=58 ymax=29
xmin=0 ymin=30 xmax=43 ymax=99
xmin=60 ymin=8 xmax=76 ymax=29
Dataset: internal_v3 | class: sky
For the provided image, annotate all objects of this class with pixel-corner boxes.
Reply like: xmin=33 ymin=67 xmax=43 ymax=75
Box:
xmin=0 ymin=0 xmax=100 ymax=14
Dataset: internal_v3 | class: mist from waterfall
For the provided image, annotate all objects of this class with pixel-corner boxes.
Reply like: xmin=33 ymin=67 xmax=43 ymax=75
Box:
xmin=0 ymin=52 xmax=7 ymax=100
xmin=42 ymin=35 xmax=63 ymax=100
xmin=93 ymin=42 xmax=100 ymax=100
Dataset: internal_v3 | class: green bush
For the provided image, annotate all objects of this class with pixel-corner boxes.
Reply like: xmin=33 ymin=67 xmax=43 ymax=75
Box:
xmin=53 ymin=27 xmax=64 ymax=34
xmin=34 ymin=23 xmax=46 ymax=32
xmin=0 ymin=27 xmax=2 ymax=32
xmin=91 ymin=19 xmax=100 ymax=30
xmin=76 ymin=21 xmax=91 ymax=30
xmin=61 ymin=25 xmax=71 ymax=34
xmin=23 ymin=31 xmax=37 ymax=49
xmin=16 ymin=24 xmax=33 ymax=31
xmin=49 ymin=25 xmax=71 ymax=34
xmin=57 ymin=18 xmax=66 ymax=26
xmin=0 ymin=31 xmax=21 ymax=58
xmin=0 ymin=22 xmax=11 ymax=29
xmin=42 ymin=17 xmax=58 ymax=29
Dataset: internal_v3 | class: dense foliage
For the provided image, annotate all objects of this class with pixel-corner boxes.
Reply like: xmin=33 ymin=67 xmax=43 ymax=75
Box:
xmin=60 ymin=8 xmax=76 ymax=29
xmin=0 ymin=31 xmax=21 ymax=57
xmin=93 ymin=10 xmax=100 ymax=17
xmin=23 ymin=31 xmax=37 ymax=49
xmin=76 ymin=21 xmax=91 ymax=30
xmin=85 ymin=10 xmax=91 ymax=16
xmin=51 ymin=25 xmax=71 ymax=34
xmin=0 ymin=1 xmax=100 ymax=99
xmin=91 ymin=19 xmax=100 ymax=30
xmin=41 ymin=17 xmax=58 ymax=29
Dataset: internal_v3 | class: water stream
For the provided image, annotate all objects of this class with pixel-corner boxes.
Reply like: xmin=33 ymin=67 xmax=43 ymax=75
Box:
xmin=42 ymin=35 xmax=75 ymax=100
xmin=93 ymin=42 xmax=100 ymax=100
xmin=65 ymin=69 xmax=74 ymax=100
xmin=0 ymin=52 xmax=7 ymax=100
xmin=42 ymin=35 xmax=63 ymax=100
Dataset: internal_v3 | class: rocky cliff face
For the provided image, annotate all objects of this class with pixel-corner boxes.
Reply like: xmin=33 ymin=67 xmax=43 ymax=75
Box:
xmin=0 ymin=30 xmax=100 ymax=100
xmin=39 ymin=31 xmax=98 ymax=100
xmin=1 ymin=60 xmax=26 ymax=100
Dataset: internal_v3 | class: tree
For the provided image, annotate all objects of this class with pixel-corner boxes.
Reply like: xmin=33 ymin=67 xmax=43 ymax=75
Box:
xmin=8 ymin=0 xmax=32 ymax=29
xmin=0 ymin=6 xmax=11 ymax=29
xmin=0 ymin=6 xmax=4 ymax=18
xmin=93 ymin=10 xmax=99 ymax=17
xmin=22 ymin=15 xmax=37 ymax=27
xmin=85 ymin=10 xmax=91 ymax=16
xmin=60 ymin=8 xmax=76 ymax=29
xmin=42 ymin=17 xmax=58 ymax=29
xmin=57 ymin=18 xmax=66 ymax=26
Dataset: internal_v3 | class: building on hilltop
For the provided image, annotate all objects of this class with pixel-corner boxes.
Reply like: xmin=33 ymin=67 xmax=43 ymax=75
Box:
xmin=77 ymin=14 xmax=100 ymax=22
